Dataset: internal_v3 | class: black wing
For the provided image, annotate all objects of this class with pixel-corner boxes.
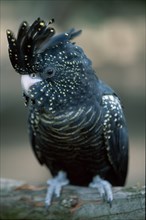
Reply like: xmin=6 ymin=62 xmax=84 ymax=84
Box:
xmin=102 ymin=92 xmax=129 ymax=186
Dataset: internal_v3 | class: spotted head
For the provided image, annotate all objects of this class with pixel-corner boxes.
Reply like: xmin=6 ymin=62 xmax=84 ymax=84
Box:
xmin=7 ymin=18 xmax=97 ymax=111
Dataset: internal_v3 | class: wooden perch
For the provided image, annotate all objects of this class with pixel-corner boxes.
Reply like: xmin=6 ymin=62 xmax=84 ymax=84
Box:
xmin=0 ymin=178 xmax=145 ymax=220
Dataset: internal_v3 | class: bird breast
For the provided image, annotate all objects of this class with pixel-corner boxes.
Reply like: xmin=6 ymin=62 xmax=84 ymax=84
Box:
xmin=36 ymin=104 xmax=103 ymax=148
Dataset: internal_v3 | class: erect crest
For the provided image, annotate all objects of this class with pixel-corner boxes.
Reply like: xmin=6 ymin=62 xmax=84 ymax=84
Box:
xmin=6 ymin=18 xmax=82 ymax=75
xmin=6 ymin=18 xmax=55 ymax=74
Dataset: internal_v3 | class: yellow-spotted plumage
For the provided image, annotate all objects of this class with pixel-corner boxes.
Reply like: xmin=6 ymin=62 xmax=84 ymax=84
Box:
xmin=7 ymin=18 xmax=128 ymax=206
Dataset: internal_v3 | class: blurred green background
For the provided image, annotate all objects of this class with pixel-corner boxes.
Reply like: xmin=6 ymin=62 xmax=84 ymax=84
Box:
xmin=0 ymin=0 xmax=145 ymax=186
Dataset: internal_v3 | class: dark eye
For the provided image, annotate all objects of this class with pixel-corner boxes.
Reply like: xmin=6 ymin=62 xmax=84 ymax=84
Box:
xmin=30 ymin=73 xmax=37 ymax=78
xmin=46 ymin=68 xmax=55 ymax=78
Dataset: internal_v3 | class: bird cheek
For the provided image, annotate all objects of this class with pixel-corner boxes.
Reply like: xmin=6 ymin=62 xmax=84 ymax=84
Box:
xmin=21 ymin=75 xmax=42 ymax=95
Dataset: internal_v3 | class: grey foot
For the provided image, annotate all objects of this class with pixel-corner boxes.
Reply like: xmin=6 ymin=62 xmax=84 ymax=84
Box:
xmin=89 ymin=175 xmax=113 ymax=206
xmin=45 ymin=171 xmax=69 ymax=207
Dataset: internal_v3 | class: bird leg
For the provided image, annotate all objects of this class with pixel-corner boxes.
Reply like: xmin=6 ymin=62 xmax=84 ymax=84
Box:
xmin=89 ymin=175 xmax=113 ymax=206
xmin=45 ymin=171 xmax=69 ymax=207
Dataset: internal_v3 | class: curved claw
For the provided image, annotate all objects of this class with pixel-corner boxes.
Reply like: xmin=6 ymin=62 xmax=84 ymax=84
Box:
xmin=89 ymin=175 xmax=113 ymax=206
xmin=45 ymin=171 xmax=69 ymax=207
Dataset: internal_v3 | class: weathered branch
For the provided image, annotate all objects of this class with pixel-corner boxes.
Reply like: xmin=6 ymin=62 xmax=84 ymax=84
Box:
xmin=0 ymin=178 xmax=145 ymax=220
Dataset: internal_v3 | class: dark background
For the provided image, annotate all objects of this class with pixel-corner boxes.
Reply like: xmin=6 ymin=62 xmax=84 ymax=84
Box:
xmin=0 ymin=0 xmax=145 ymax=186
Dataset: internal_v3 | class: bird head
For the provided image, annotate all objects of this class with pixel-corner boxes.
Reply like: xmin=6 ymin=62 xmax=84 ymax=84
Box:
xmin=6 ymin=18 xmax=97 ymax=112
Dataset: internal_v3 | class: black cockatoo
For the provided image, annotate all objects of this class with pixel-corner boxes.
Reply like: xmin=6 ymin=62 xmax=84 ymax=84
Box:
xmin=6 ymin=18 xmax=128 ymax=206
